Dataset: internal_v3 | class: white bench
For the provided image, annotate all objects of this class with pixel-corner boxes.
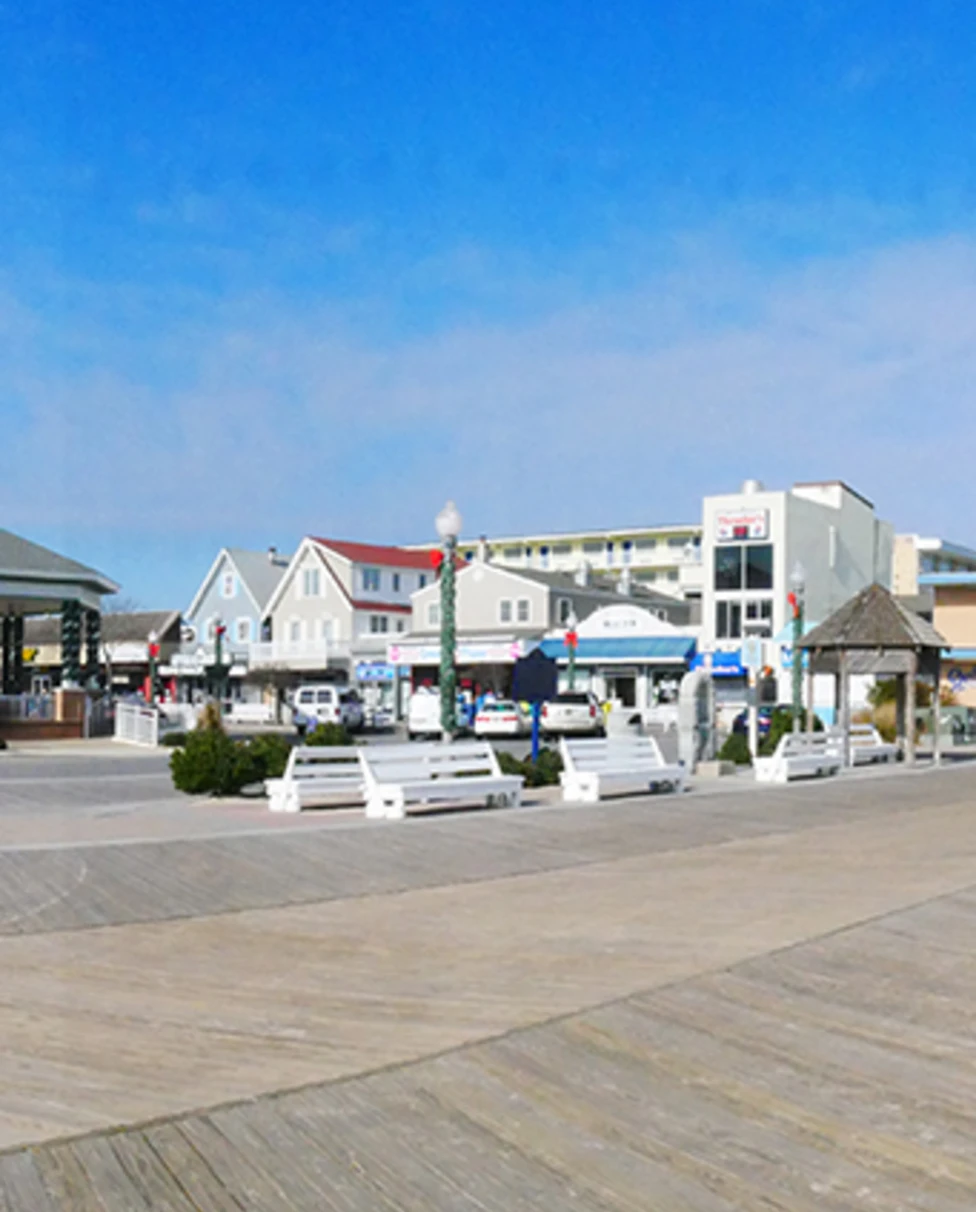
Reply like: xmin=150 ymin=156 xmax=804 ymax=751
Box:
xmin=359 ymin=741 xmax=523 ymax=821
xmin=827 ymin=724 xmax=900 ymax=765
xmin=266 ymin=745 xmax=364 ymax=813
xmin=559 ymin=735 xmax=685 ymax=803
xmin=753 ymin=732 xmax=841 ymax=784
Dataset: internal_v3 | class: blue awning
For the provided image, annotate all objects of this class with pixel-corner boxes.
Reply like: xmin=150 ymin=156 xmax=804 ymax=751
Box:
xmin=537 ymin=636 xmax=695 ymax=663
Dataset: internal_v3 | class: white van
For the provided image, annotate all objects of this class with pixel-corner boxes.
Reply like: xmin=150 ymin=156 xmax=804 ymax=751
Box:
xmin=407 ymin=688 xmax=467 ymax=740
xmin=292 ymin=684 xmax=364 ymax=733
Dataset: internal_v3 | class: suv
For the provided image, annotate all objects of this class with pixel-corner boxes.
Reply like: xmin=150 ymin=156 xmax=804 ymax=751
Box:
xmin=541 ymin=691 xmax=605 ymax=737
xmin=292 ymin=684 xmax=364 ymax=734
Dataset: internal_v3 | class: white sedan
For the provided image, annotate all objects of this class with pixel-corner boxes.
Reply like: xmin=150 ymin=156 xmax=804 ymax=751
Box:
xmin=473 ymin=700 xmax=531 ymax=738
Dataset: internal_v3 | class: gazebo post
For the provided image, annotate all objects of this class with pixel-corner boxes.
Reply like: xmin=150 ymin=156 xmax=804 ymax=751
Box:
xmin=895 ymin=673 xmax=907 ymax=752
xmin=905 ymin=651 xmax=917 ymax=766
xmin=932 ymin=655 xmax=942 ymax=766
xmin=838 ymin=649 xmax=851 ymax=768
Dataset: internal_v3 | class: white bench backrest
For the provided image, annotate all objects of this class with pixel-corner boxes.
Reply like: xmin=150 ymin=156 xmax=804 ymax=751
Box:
xmin=285 ymin=745 xmax=363 ymax=781
xmin=562 ymin=734 xmax=668 ymax=771
xmin=360 ymin=741 xmax=502 ymax=784
xmin=774 ymin=732 xmax=831 ymax=758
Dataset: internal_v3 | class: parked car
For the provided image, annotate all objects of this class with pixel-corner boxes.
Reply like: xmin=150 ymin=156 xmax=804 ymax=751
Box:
xmin=407 ymin=688 xmax=468 ymax=739
xmin=541 ymin=691 xmax=605 ymax=737
xmin=364 ymin=703 xmax=394 ymax=731
xmin=292 ymin=684 xmax=364 ymax=734
xmin=473 ymin=700 xmax=530 ymax=738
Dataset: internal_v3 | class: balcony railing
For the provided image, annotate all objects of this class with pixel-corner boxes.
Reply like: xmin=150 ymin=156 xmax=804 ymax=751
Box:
xmin=249 ymin=639 xmax=350 ymax=668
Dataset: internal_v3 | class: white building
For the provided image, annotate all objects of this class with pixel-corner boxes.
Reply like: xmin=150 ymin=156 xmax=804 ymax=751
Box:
xmin=892 ymin=534 xmax=976 ymax=597
xmin=410 ymin=524 xmax=704 ymax=601
xmin=699 ymin=479 xmax=894 ymax=719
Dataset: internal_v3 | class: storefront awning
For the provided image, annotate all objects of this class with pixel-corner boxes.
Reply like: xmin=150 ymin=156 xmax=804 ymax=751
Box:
xmin=538 ymin=637 xmax=695 ymax=664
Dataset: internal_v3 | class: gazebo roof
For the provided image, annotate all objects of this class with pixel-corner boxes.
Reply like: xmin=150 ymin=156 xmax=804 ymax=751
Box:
xmin=800 ymin=583 xmax=945 ymax=652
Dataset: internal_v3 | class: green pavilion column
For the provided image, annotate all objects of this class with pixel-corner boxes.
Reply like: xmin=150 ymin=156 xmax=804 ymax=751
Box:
xmin=1 ymin=616 xmax=13 ymax=694
xmin=84 ymin=609 xmax=102 ymax=688
xmin=11 ymin=615 xmax=24 ymax=693
xmin=61 ymin=599 xmax=83 ymax=686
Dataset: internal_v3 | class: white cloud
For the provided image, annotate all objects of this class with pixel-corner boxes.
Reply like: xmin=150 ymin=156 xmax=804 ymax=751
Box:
xmin=1 ymin=233 xmax=975 ymax=549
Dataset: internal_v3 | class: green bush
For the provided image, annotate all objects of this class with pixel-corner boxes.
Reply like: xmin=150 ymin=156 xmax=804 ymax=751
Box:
xmin=247 ymin=733 xmax=292 ymax=779
xmin=758 ymin=707 xmax=823 ymax=757
xmin=305 ymin=722 xmax=353 ymax=747
xmin=160 ymin=731 xmax=187 ymax=747
xmin=717 ymin=733 xmax=752 ymax=765
xmin=495 ymin=747 xmax=563 ymax=786
xmin=169 ymin=728 xmax=261 ymax=796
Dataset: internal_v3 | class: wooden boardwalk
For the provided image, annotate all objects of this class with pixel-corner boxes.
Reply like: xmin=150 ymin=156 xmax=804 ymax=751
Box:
xmin=0 ymin=765 xmax=975 ymax=1207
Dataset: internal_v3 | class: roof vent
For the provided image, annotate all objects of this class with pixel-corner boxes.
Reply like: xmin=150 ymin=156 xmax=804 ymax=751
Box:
xmin=741 ymin=479 xmax=765 ymax=495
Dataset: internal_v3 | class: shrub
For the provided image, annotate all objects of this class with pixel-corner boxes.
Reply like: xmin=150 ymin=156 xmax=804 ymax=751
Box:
xmin=305 ymin=722 xmax=353 ymax=747
xmin=759 ymin=707 xmax=823 ymax=757
xmin=247 ymin=732 xmax=292 ymax=779
xmin=160 ymin=731 xmax=187 ymax=748
xmin=495 ymin=747 xmax=563 ymax=786
xmin=717 ymin=733 xmax=752 ymax=765
xmin=170 ymin=728 xmax=261 ymax=796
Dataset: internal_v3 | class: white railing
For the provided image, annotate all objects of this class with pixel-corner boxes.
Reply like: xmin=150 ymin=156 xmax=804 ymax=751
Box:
xmin=249 ymin=640 xmax=349 ymax=667
xmin=0 ymin=694 xmax=54 ymax=721
xmin=114 ymin=702 xmax=160 ymax=748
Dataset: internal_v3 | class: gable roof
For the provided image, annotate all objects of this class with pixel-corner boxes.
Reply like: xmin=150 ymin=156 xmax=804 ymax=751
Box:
xmin=185 ymin=547 xmax=291 ymax=620
xmin=312 ymin=538 xmax=434 ymax=570
xmin=24 ymin=610 xmax=182 ymax=647
xmin=0 ymin=528 xmax=118 ymax=593
xmin=801 ymin=582 xmax=946 ymax=651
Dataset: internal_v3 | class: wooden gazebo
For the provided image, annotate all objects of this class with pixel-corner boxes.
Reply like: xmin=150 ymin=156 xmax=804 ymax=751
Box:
xmin=800 ymin=583 xmax=946 ymax=766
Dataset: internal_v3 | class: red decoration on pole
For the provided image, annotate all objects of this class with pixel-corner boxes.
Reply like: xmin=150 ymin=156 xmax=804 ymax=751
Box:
xmin=429 ymin=550 xmax=444 ymax=569
xmin=786 ymin=591 xmax=799 ymax=619
xmin=148 ymin=642 xmax=160 ymax=660
xmin=564 ymin=630 xmax=578 ymax=651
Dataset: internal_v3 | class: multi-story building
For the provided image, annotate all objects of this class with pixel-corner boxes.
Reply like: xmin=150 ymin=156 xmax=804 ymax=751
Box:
xmin=918 ymin=568 xmax=976 ymax=708
xmin=893 ymin=535 xmax=976 ymax=597
xmin=410 ymin=524 xmax=704 ymax=601
xmin=698 ymin=479 xmax=894 ymax=715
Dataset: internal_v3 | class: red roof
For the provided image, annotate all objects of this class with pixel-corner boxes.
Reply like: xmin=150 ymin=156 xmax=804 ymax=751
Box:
xmin=312 ymin=538 xmax=434 ymax=570
xmin=351 ymin=600 xmax=412 ymax=613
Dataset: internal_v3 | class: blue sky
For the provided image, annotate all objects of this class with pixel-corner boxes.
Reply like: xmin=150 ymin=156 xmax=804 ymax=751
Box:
xmin=2 ymin=0 xmax=976 ymax=606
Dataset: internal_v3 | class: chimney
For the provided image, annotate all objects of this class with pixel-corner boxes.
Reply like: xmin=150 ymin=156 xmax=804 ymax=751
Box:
xmin=267 ymin=545 xmax=278 ymax=563
xmin=617 ymin=566 xmax=632 ymax=596
xmin=477 ymin=535 xmax=490 ymax=563
xmin=741 ymin=479 xmax=765 ymax=495
xmin=575 ymin=559 xmax=591 ymax=587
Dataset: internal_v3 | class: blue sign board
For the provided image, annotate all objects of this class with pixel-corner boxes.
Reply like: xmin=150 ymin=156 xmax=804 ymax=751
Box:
xmin=690 ymin=650 xmax=746 ymax=678
xmin=355 ymin=662 xmax=407 ymax=683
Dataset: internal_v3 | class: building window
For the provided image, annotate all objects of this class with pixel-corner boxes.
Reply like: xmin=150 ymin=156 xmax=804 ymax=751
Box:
xmin=714 ymin=547 xmax=743 ymax=591
xmin=558 ymin=597 xmax=572 ymax=624
xmin=396 ymin=619 xmax=404 ymax=632
xmin=369 ymin=614 xmax=389 ymax=634
xmin=539 ymin=545 xmax=550 ymax=569
xmin=499 ymin=599 xmax=513 ymax=624
xmin=427 ymin=602 xmax=440 ymax=627
xmin=637 ymin=570 xmax=657 ymax=583
xmin=361 ymin=568 xmax=381 ymax=592
xmin=667 ymin=570 xmax=679 ymax=582
xmin=302 ymin=568 xmax=320 ymax=597
xmin=745 ymin=544 xmax=774 ymax=590
xmin=582 ymin=541 xmax=602 ymax=555
xmin=321 ymin=617 xmax=335 ymax=641
xmin=716 ymin=601 xmax=742 ymax=639
xmin=503 ymin=547 xmax=521 ymax=560
xmin=745 ymin=600 xmax=773 ymax=621
xmin=289 ymin=619 xmax=301 ymax=642
xmin=516 ymin=598 xmax=530 ymax=623
xmin=392 ymin=572 xmax=401 ymax=592
xmin=221 ymin=573 xmax=235 ymax=598
xmin=635 ymin=538 xmax=657 ymax=551
xmin=235 ymin=618 xmax=251 ymax=643
xmin=552 ymin=543 xmax=572 ymax=556
xmin=418 ymin=574 xmax=427 ymax=588
xmin=667 ymin=537 xmax=686 ymax=548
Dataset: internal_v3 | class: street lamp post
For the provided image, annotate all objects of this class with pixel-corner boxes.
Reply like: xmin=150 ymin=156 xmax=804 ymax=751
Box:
xmin=564 ymin=611 xmax=579 ymax=690
xmin=147 ymin=630 xmax=160 ymax=705
xmin=435 ymin=500 xmax=462 ymax=739
xmin=788 ymin=562 xmax=806 ymax=733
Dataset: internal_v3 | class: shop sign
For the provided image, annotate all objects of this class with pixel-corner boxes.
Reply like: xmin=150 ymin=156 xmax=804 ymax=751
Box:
xmin=715 ymin=509 xmax=769 ymax=542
